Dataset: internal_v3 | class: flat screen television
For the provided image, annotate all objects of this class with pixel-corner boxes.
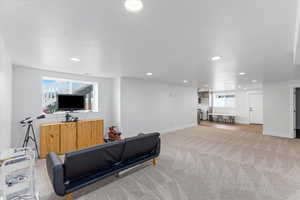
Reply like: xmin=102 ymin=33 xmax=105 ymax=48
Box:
xmin=57 ymin=94 xmax=85 ymax=111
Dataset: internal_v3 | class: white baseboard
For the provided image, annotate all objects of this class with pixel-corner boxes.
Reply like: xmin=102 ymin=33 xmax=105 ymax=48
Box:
xmin=159 ymin=123 xmax=198 ymax=134
xmin=263 ymin=131 xmax=294 ymax=139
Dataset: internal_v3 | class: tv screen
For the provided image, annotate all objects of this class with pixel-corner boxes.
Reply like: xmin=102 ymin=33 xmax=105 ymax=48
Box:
xmin=57 ymin=94 xmax=85 ymax=111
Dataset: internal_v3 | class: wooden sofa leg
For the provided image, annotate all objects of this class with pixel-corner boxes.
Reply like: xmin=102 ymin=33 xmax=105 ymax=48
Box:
xmin=65 ymin=193 xmax=73 ymax=200
xmin=152 ymin=158 xmax=157 ymax=166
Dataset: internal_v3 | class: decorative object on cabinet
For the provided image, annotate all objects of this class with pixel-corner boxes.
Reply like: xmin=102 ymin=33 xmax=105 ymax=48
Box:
xmin=108 ymin=126 xmax=122 ymax=141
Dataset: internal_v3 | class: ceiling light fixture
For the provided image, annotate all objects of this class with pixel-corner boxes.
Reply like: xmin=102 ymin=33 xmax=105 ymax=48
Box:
xmin=239 ymin=72 xmax=246 ymax=75
xmin=211 ymin=56 xmax=221 ymax=61
xmin=183 ymin=80 xmax=188 ymax=83
xmin=252 ymin=80 xmax=257 ymax=83
xmin=146 ymin=72 xmax=153 ymax=76
xmin=70 ymin=57 xmax=80 ymax=62
xmin=124 ymin=0 xmax=143 ymax=13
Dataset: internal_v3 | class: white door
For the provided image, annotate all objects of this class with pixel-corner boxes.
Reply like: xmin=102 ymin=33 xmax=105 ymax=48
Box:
xmin=248 ymin=93 xmax=263 ymax=124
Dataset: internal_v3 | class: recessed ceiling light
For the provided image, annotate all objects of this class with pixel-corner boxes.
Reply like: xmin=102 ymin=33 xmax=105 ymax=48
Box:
xmin=211 ymin=56 xmax=222 ymax=61
xmin=244 ymin=88 xmax=247 ymax=90
xmin=239 ymin=72 xmax=246 ymax=75
xmin=238 ymin=85 xmax=241 ymax=89
xmin=183 ymin=80 xmax=188 ymax=83
xmin=252 ymin=80 xmax=257 ymax=83
xmin=146 ymin=72 xmax=153 ymax=76
xmin=70 ymin=57 xmax=80 ymax=62
xmin=124 ymin=0 xmax=143 ymax=13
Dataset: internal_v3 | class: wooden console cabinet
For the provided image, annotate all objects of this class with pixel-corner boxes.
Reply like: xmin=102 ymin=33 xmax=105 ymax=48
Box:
xmin=40 ymin=120 xmax=104 ymax=158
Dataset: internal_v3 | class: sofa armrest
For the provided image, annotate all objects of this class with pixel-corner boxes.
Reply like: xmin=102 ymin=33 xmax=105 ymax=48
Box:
xmin=46 ymin=152 xmax=66 ymax=196
xmin=155 ymin=136 xmax=161 ymax=156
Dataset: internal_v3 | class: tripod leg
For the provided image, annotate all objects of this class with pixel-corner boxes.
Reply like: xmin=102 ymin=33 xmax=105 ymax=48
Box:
xmin=22 ymin=126 xmax=30 ymax=148
xmin=31 ymin=124 xmax=40 ymax=158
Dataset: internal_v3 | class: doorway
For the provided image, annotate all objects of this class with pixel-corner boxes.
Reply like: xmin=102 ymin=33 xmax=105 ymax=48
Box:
xmin=295 ymin=88 xmax=300 ymax=138
xmin=248 ymin=92 xmax=263 ymax=124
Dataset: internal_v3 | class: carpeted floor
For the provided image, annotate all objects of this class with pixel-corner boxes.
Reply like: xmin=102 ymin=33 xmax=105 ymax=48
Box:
xmin=37 ymin=126 xmax=300 ymax=200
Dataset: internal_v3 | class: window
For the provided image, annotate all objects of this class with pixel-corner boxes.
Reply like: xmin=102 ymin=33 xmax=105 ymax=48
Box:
xmin=213 ymin=93 xmax=235 ymax=108
xmin=42 ymin=77 xmax=98 ymax=114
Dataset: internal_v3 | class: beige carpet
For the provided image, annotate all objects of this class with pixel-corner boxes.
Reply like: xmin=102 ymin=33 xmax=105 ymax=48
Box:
xmin=37 ymin=126 xmax=300 ymax=200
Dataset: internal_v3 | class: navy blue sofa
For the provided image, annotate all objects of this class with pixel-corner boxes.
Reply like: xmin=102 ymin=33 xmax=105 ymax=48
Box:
xmin=46 ymin=132 xmax=161 ymax=198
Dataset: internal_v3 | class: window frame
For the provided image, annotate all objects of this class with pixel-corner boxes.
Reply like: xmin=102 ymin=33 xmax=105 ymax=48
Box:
xmin=212 ymin=92 xmax=236 ymax=108
xmin=42 ymin=77 xmax=99 ymax=114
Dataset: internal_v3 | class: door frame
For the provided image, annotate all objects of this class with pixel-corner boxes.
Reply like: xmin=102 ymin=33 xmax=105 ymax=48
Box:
xmin=289 ymin=82 xmax=300 ymax=139
xmin=247 ymin=91 xmax=263 ymax=125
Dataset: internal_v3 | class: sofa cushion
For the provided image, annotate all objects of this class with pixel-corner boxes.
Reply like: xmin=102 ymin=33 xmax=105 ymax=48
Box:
xmin=122 ymin=132 xmax=160 ymax=163
xmin=64 ymin=140 xmax=125 ymax=181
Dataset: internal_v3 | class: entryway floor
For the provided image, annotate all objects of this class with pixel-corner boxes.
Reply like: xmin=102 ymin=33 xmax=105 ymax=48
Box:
xmin=200 ymin=120 xmax=263 ymax=134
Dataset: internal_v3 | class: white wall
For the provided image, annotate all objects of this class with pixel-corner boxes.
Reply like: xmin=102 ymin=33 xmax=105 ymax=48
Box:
xmin=12 ymin=67 xmax=199 ymax=146
xmin=0 ymin=36 xmax=12 ymax=150
xmin=112 ymin=77 xmax=121 ymax=128
xmin=120 ymin=78 xmax=197 ymax=137
xmin=293 ymin=0 xmax=300 ymax=65
xmin=12 ymin=66 xmax=115 ymax=147
xmin=263 ymin=81 xmax=293 ymax=138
